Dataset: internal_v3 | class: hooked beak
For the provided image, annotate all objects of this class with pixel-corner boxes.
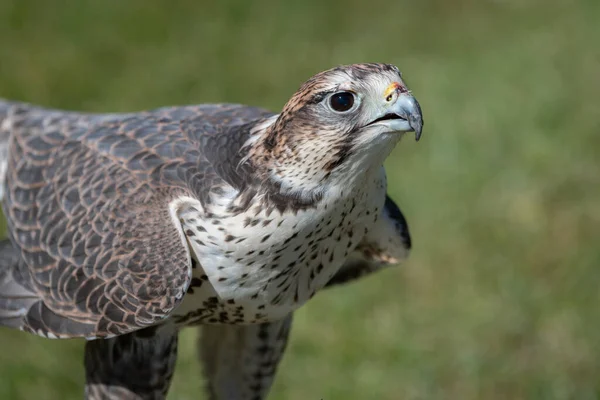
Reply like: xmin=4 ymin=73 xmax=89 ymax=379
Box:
xmin=366 ymin=86 xmax=424 ymax=141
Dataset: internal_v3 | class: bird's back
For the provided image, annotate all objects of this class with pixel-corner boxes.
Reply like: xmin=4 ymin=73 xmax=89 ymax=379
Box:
xmin=0 ymin=99 xmax=274 ymax=338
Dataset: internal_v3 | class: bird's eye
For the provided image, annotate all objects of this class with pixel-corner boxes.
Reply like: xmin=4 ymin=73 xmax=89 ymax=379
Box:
xmin=329 ymin=92 xmax=355 ymax=112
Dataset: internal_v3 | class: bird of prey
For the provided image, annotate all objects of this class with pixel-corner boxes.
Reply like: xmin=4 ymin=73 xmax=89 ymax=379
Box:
xmin=0 ymin=63 xmax=422 ymax=399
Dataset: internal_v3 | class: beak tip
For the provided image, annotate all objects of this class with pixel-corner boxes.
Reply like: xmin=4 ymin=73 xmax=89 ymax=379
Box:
xmin=410 ymin=118 xmax=423 ymax=142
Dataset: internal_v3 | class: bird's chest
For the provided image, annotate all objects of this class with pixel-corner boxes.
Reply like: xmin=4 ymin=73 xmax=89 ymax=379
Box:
xmin=173 ymin=179 xmax=385 ymax=326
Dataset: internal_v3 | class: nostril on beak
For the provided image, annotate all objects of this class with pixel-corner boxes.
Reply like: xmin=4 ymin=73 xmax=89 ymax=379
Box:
xmin=384 ymin=82 xmax=401 ymax=102
xmin=384 ymin=82 xmax=409 ymax=103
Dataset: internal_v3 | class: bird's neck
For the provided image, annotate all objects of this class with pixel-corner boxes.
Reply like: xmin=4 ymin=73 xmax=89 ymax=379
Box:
xmin=244 ymin=117 xmax=391 ymax=202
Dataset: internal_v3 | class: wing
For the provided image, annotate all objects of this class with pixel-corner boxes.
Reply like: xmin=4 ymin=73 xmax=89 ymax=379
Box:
xmin=326 ymin=194 xmax=411 ymax=287
xmin=199 ymin=314 xmax=293 ymax=400
xmin=0 ymin=101 xmax=272 ymax=339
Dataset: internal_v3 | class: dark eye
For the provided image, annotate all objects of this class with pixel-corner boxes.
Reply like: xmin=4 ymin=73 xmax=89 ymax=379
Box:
xmin=329 ymin=92 xmax=355 ymax=112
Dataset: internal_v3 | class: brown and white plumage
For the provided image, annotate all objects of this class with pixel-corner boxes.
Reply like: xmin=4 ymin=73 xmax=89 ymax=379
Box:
xmin=0 ymin=63 xmax=422 ymax=399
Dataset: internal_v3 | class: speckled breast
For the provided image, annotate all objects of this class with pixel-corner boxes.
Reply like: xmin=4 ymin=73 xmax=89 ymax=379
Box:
xmin=171 ymin=177 xmax=386 ymax=326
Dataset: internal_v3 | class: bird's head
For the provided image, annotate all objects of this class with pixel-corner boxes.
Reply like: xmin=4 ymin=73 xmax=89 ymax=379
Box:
xmin=247 ymin=63 xmax=423 ymax=195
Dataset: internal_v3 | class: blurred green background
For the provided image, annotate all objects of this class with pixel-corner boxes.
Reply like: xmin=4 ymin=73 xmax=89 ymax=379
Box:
xmin=0 ymin=0 xmax=599 ymax=399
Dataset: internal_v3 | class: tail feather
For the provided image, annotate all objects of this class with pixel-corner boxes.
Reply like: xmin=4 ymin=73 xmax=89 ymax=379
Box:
xmin=0 ymin=239 xmax=38 ymax=330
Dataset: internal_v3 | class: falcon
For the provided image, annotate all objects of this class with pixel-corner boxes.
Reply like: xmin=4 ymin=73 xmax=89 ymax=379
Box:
xmin=0 ymin=63 xmax=422 ymax=399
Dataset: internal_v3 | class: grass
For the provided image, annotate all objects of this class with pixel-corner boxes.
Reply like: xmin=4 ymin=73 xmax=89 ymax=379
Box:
xmin=0 ymin=0 xmax=599 ymax=399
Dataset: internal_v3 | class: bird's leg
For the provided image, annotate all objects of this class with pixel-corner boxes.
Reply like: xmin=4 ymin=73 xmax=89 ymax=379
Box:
xmin=84 ymin=324 xmax=179 ymax=400
xmin=198 ymin=314 xmax=293 ymax=400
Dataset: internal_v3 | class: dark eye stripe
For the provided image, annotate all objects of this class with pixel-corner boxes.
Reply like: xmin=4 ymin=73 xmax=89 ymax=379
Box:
xmin=308 ymin=91 xmax=332 ymax=104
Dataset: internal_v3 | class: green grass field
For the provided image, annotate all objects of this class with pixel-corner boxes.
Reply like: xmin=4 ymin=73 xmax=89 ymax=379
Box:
xmin=0 ymin=0 xmax=599 ymax=399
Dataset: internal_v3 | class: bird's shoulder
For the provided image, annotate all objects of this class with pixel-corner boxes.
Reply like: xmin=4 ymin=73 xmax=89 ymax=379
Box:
xmin=4 ymin=101 xmax=275 ymax=203
xmin=4 ymin=101 xmax=273 ymax=151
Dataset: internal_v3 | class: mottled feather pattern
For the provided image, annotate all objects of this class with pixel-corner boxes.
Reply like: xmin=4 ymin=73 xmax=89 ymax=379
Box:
xmin=0 ymin=239 xmax=38 ymax=328
xmin=0 ymin=63 xmax=419 ymax=400
xmin=325 ymin=194 xmax=412 ymax=287
xmin=0 ymin=101 xmax=274 ymax=338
